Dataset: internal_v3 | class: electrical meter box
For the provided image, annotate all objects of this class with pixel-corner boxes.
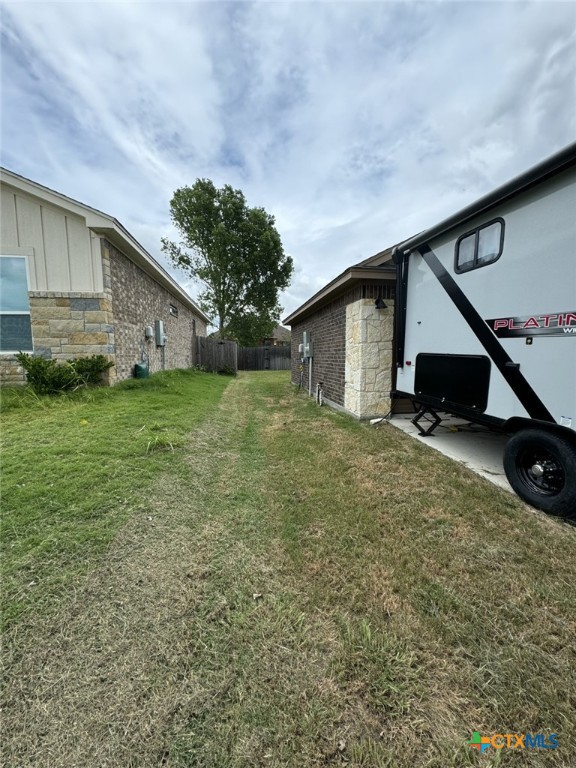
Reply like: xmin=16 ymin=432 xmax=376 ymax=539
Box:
xmin=154 ymin=319 xmax=166 ymax=346
xmin=302 ymin=331 xmax=312 ymax=358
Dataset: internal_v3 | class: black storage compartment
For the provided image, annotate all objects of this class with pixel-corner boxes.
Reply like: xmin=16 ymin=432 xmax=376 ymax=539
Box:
xmin=414 ymin=353 xmax=491 ymax=412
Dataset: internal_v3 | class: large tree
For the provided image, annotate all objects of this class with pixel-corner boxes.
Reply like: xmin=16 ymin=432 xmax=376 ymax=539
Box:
xmin=161 ymin=179 xmax=293 ymax=340
xmin=225 ymin=311 xmax=277 ymax=348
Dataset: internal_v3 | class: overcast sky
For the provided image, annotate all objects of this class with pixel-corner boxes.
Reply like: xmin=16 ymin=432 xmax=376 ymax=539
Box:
xmin=1 ymin=1 xmax=575 ymax=323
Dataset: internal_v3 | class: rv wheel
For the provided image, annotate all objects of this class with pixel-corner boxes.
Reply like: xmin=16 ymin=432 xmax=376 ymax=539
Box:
xmin=504 ymin=430 xmax=576 ymax=517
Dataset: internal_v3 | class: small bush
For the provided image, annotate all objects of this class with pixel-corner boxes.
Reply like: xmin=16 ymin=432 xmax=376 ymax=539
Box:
xmin=217 ymin=365 xmax=237 ymax=376
xmin=16 ymin=355 xmax=77 ymax=394
xmin=16 ymin=353 xmax=113 ymax=394
xmin=73 ymin=355 xmax=114 ymax=386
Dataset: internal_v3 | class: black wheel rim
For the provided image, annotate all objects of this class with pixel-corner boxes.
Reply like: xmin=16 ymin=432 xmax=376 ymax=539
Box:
xmin=517 ymin=445 xmax=565 ymax=497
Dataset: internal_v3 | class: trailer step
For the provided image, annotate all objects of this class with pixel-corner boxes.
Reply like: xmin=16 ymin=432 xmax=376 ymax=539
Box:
xmin=411 ymin=406 xmax=443 ymax=437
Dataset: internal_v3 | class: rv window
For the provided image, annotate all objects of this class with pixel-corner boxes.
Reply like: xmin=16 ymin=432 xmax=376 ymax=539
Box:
xmin=458 ymin=234 xmax=476 ymax=269
xmin=455 ymin=218 xmax=504 ymax=273
xmin=477 ymin=221 xmax=502 ymax=263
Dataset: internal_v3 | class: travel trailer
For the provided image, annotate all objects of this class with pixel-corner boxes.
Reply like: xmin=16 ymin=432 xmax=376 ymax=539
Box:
xmin=392 ymin=143 xmax=576 ymax=516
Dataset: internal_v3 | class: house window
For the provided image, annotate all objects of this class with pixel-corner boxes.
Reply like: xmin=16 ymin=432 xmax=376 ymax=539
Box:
xmin=455 ymin=218 xmax=504 ymax=273
xmin=169 ymin=303 xmax=179 ymax=317
xmin=0 ymin=256 xmax=33 ymax=353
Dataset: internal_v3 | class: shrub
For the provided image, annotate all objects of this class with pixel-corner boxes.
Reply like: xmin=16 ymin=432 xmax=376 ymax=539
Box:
xmin=73 ymin=355 xmax=114 ymax=386
xmin=16 ymin=353 xmax=113 ymax=394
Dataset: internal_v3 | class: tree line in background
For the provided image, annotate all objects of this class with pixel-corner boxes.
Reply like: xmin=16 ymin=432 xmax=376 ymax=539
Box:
xmin=162 ymin=179 xmax=293 ymax=347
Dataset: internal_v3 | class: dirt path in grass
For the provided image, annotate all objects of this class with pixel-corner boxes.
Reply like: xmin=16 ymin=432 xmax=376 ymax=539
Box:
xmin=2 ymin=378 xmax=253 ymax=767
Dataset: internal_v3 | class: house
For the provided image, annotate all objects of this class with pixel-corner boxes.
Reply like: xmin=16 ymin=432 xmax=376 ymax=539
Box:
xmin=0 ymin=168 xmax=210 ymax=386
xmin=260 ymin=325 xmax=291 ymax=347
xmin=283 ymin=249 xmax=396 ymax=419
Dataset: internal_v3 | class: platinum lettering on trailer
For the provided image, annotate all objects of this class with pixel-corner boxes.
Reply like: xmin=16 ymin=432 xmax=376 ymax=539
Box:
xmin=486 ymin=312 xmax=576 ymax=338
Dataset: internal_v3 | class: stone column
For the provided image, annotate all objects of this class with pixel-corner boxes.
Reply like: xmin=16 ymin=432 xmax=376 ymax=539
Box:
xmin=344 ymin=298 xmax=394 ymax=418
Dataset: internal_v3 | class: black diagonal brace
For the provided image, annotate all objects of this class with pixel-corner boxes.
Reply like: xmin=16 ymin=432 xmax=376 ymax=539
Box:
xmin=418 ymin=244 xmax=555 ymax=423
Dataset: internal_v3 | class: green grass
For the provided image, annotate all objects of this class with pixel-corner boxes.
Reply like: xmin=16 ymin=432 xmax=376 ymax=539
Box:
xmin=2 ymin=371 xmax=575 ymax=768
xmin=0 ymin=369 xmax=231 ymax=630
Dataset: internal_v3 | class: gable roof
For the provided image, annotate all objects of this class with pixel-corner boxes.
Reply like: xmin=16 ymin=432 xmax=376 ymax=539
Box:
xmin=283 ymin=246 xmax=396 ymax=326
xmin=0 ymin=167 xmax=211 ymax=323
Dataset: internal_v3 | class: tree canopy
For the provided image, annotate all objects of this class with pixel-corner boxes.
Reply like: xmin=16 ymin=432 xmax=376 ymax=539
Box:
xmin=161 ymin=179 xmax=293 ymax=342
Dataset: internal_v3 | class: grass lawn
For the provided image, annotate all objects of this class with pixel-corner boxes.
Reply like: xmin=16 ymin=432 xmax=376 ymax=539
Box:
xmin=2 ymin=370 xmax=575 ymax=767
xmin=1 ymin=369 xmax=231 ymax=630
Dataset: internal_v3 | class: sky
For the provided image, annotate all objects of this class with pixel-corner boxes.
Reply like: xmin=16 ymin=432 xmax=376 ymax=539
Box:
xmin=1 ymin=1 xmax=575 ymax=324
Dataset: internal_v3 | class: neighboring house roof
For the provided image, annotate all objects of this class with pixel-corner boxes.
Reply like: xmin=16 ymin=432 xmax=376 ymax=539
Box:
xmin=283 ymin=246 xmax=396 ymax=326
xmin=265 ymin=325 xmax=291 ymax=343
xmin=0 ymin=167 xmax=211 ymax=323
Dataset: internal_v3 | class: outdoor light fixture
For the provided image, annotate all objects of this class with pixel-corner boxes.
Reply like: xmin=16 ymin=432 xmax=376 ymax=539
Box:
xmin=375 ymin=296 xmax=387 ymax=310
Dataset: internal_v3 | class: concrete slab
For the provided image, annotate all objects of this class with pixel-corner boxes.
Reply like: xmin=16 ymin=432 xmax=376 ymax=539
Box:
xmin=387 ymin=413 xmax=513 ymax=493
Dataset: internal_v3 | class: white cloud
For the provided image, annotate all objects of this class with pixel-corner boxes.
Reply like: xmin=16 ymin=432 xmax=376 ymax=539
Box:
xmin=1 ymin=1 xmax=575 ymax=319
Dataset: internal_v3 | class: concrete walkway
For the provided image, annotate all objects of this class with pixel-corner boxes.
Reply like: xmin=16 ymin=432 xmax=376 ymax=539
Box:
xmin=388 ymin=413 xmax=513 ymax=493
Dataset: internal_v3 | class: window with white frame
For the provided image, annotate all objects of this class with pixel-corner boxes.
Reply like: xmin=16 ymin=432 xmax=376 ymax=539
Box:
xmin=0 ymin=256 xmax=33 ymax=353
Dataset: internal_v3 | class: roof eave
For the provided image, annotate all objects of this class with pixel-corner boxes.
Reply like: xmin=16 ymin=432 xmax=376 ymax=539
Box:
xmin=91 ymin=223 xmax=211 ymax=323
xmin=283 ymin=264 xmax=395 ymax=326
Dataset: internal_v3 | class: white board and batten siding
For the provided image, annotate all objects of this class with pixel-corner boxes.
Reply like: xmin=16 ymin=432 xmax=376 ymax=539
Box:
xmin=0 ymin=184 xmax=104 ymax=293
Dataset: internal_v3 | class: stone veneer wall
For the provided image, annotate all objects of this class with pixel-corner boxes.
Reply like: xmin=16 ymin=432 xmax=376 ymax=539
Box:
xmin=344 ymin=299 xmax=394 ymax=419
xmin=107 ymin=241 xmax=207 ymax=381
xmin=0 ymin=359 xmax=26 ymax=386
xmin=0 ymin=292 xmax=115 ymax=386
xmin=290 ymin=282 xmax=394 ymax=410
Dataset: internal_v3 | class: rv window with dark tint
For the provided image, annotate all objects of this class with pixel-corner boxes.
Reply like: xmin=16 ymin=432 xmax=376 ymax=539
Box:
xmin=455 ymin=218 xmax=503 ymax=273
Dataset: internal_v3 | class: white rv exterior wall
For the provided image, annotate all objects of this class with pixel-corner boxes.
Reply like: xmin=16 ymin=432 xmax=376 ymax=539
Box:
xmin=397 ymin=166 xmax=576 ymax=427
xmin=0 ymin=185 xmax=103 ymax=293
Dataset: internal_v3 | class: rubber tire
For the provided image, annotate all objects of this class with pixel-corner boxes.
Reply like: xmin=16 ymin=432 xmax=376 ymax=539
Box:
xmin=504 ymin=429 xmax=576 ymax=517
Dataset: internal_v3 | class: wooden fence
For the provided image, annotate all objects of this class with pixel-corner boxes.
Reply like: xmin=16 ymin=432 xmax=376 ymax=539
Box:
xmin=195 ymin=337 xmax=238 ymax=373
xmin=237 ymin=346 xmax=291 ymax=371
